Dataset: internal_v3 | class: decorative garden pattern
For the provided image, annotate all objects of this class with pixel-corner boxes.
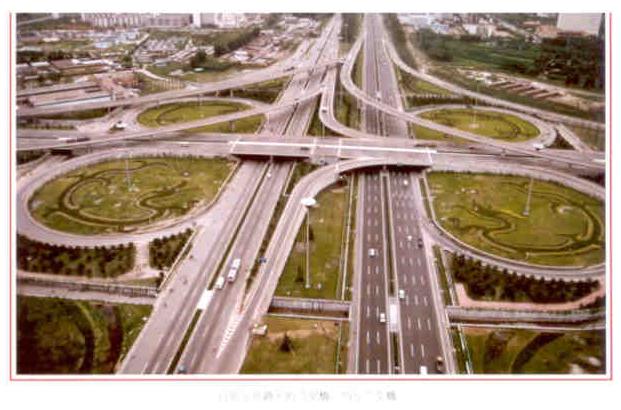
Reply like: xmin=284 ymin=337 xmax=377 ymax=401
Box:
xmin=427 ymin=172 xmax=604 ymax=267
xmin=29 ymin=156 xmax=234 ymax=235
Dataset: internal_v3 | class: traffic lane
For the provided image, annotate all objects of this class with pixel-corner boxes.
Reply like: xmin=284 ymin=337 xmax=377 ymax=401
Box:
xmin=390 ymin=172 xmax=444 ymax=374
xmin=358 ymin=173 xmax=390 ymax=374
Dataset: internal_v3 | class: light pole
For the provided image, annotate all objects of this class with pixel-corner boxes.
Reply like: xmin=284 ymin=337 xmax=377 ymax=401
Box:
xmin=301 ymin=197 xmax=317 ymax=289
xmin=523 ymin=177 xmax=534 ymax=216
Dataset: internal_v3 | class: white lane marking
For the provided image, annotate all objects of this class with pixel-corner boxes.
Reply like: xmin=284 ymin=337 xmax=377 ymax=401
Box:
xmin=427 ymin=318 xmax=432 ymax=331
xmin=366 ymin=305 xmax=370 ymax=318
xmin=414 ymin=294 xmax=419 ymax=306
xmin=417 ymin=258 xmax=421 ymax=267
xmin=421 ymin=275 xmax=426 ymax=286
xmin=366 ymin=284 xmax=370 ymax=296
xmin=409 ymin=257 xmax=414 ymax=266
xmin=401 ymin=256 xmax=406 ymax=265
xmin=407 ymin=317 xmax=411 ymax=330
xmin=375 ymin=266 xmax=379 ymax=275
xmin=377 ymin=360 xmax=381 ymax=374
xmin=421 ymin=344 xmax=426 ymax=359
xmin=367 ymin=266 xmax=371 ymax=275
xmin=366 ymin=359 xmax=370 ymax=373
xmin=403 ymin=275 xmax=408 ymax=284
xmin=376 ymin=306 xmax=379 ymax=317
xmin=376 ymin=331 xmax=380 ymax=344
xmin=423 ymin=296 xmax=428 ymax=306
xmin=410 ymin=343 xmax=415 ymax=358
xmin=375 ymin=285 xmax=379 ymax=295
xmin=405 ymin=295 xmax=409 ymax=306
xmin=412 ymin=275 xmax=417 ymax=285
xmin=366 ymin=331 xmax=370 ymax=345
xmin=417 ymin=318 xmax=422 ymax=330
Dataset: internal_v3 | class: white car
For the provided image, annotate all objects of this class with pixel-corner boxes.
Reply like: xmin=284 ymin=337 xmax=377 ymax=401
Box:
xmin=215 ymin=276 xmax=225 ymax=290
xmin=379 ymin=313 xmax=386 ymax=323
xmin=398 ymin=289 xmax=405 ymax=300
xmin=368 ymin=248 xmax=377 ymax=257
xmin=403 ymin=179 xmax=409 ymax=186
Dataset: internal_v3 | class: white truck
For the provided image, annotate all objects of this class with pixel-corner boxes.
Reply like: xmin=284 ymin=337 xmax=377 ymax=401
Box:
xmin=227 ymin=258 xmax=241 ymax=282
xmin=215 ymin=276 xmax=225 ymax=290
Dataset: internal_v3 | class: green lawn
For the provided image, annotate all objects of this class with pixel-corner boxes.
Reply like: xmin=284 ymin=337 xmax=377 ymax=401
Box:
xmin=419 ymin=108 xmax=539 ymax=142
xmin=137 ymin=100 xmax=263 ymax=134
xmin=411 ymin=124 xmax=469 ymax=144
xmin=427 ymin=172 xmax=604 ymax=266
xmin=240 ymin=317 xmax=348 ymax=374
xmin=275 ymin=182 xmax=348 ymax=299
xmin=17 ymin=296 xmax=151 ymax=374
xmin=464 ymin=327 xmax=605 ymax=374
xmin=30 ymin=156 xmax=234 ymax=234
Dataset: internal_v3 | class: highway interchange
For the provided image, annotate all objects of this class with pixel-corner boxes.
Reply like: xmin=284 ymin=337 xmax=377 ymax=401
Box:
xmin=16 ymin=14 xmax=606 ymax=375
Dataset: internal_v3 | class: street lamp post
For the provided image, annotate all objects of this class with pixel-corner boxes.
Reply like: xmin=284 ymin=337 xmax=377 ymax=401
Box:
xmin=301 ymin=197 xmax=317 ymax=289
xmin=523 ymin=177 xmax=534 ymax=216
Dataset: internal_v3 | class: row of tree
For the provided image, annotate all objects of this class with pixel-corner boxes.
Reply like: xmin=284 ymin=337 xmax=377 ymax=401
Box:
xmin=17 ymin=234 xmax=135 ymax=278
xmin=149 ymin=228 xmax=192 ymax=270
xmin=383 ymin=14 xmax=418 ymax=69
xmin=450 ymin=253 xmax=599 ymax=304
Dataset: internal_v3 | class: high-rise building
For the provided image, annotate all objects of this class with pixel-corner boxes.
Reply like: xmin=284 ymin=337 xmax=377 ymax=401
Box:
xmin=556 ymin=13 xmax=603 ymax=36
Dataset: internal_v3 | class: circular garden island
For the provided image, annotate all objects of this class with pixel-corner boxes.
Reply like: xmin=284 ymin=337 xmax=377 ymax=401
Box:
xmin=419 ymin=108 xmax=540 ymax=142
xmin=427 ymin=172 xmax=604 ymax=267
xmin=137 ymin=101 xmax=263 ymax=133
xmin=29 ymin=156 xmax=235 ymax=235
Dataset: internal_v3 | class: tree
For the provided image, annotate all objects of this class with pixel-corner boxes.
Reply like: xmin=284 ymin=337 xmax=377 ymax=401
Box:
xmin=279 ymin=333 xmax=294 ymax=352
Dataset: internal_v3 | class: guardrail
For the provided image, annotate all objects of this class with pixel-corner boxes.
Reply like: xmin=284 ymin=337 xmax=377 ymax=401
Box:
xmin=446 ymin=306 xmax=604 ymax=324
xmin=18 ymin=273 xmax=157 ymax=298
xmin=270 ymin=296 xmax=351 ymax=317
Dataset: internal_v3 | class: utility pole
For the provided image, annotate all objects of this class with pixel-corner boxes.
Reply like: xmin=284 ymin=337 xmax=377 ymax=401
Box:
xmin=523 ymin=177 xmax=534 ymax=216
xmin=305 ymin=209 xmax=311 ymax=289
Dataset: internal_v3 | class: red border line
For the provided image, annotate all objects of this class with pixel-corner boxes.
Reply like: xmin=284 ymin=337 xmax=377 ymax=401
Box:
xmin=9 ymin=11 xmax=13 ymax=380
xmin=8 ymin=12 xmax=614 ymax=382
xmin=608 ymin=11 xmax=613 ymax=381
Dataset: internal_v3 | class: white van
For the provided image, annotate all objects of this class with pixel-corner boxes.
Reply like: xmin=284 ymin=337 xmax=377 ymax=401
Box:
xmin=227 ymin=258 xmax=241 ymax=282
xmin=379 ymin=312 xmax=386 ymax=323
xmin=215 ymin=276 xmax=225 ymax=290
xmin=420 ymin=365 xmax=428 ymax=375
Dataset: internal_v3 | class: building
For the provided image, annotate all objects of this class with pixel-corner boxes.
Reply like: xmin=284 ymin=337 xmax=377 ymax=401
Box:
xmin=192 ymin=13 xmax=246 ymax=28
xmin=557 ymin=13 xmax=603 ymax=36
xmin=81 ymin=13 xmax=192 ymax=28
xmin=536 ymin=24 xmax=559 ymax=39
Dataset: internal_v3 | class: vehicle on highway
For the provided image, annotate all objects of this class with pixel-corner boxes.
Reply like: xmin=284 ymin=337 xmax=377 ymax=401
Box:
xmin=417 ymin=238 xmax=423 ymax=248
xmin=368 ymin=248 xmax=377 ymax=257
xmin=420 ymin=365 xmax=428 ymax=375
xmin=398 ymin=289 xmax=405 ymax=300
xmin=406 ymin=235 xmax=413 ymax=241
xmin=112 ymin=120 xmax=127 ymax=130
xmin=435 ymin=356 xmax=445 ymax=373
xmin=376 ymin=90 xmax=382 ymax=101
xmin=321 ymin=105 xmax=328 ymax=112
xmin=300 ymin=146 xmax=311 ymax=151
xmin=403 ymin=179 xmax=409 ymax=186
xmin=379 ymin=312 xmax=386 ymax=323
xmin=177 ymin=364 xmax=187 ymax=374
xmin=227 ymin=258 xmax=241 ymax=282
xmin=215 ymin=276 xmax=225 ymax=290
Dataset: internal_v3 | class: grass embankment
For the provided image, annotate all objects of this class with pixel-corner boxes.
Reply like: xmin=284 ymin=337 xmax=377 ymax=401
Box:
xmin=464 ymin=327 xmax=605 ymax=374
xmin=137 ymin=101 xmax=263 ymax=134
xmin=17 ymin=296 xmax=151 ymax=374
xmin=39 ymin=108 xmax=109 ymax=121
xmin=17 ymin=234 xmax=134 ymax=278
xmin=240 ymin=317 xmax=348 ymax=374
xmin=30 ymin=157 xmax=233 ymax=235
xmin=427 ymin=172 xmax=604 ymax=266
xmin=419 ymin=108 xmax=539 ymax=142
xmin=275 ymin=181 xmax=348 ymax=299
xmin=567 ymin=124 xmax=606 ymax=152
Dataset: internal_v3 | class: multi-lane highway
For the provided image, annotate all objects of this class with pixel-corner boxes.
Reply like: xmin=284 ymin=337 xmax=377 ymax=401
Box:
xmin=15 ymin=13 xmax=608 ymax=376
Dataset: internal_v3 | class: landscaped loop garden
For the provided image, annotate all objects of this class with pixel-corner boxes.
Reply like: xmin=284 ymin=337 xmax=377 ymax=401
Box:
xmin=427 ymin=172 xmax=604 ymax=267
xmin=29 ymin=156 xmax=234 ymax=235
